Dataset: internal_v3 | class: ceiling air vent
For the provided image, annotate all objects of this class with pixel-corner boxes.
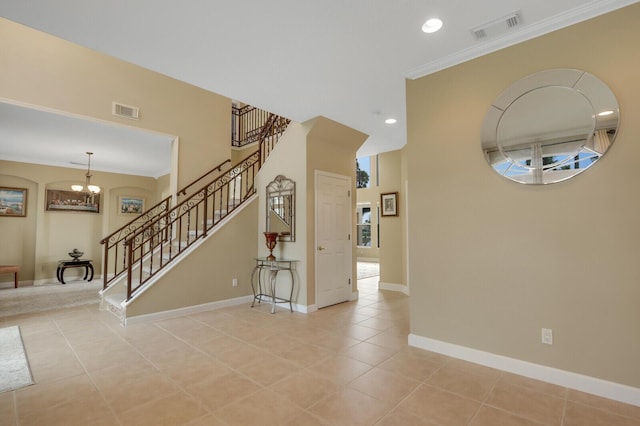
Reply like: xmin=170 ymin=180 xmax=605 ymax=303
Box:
xmin=471 ymin=11 xmax=522 ymax=40
xmin=112 ymin=102 xmax=140 ymax=120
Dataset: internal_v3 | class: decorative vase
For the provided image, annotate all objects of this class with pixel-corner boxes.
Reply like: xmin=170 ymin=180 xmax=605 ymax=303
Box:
xmin=264 ymin=232 xmax=279 ymax=261
xmin=68 ymin=248 xmax=84 ymax=261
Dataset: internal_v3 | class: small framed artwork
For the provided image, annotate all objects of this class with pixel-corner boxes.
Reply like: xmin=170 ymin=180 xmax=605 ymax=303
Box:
xmin=46 ymin=189 xmax=100 ymax=213
xmin=119 ymin=196 xmax=145 ymax=215
xmin=0 ymin=187 xmax=27 ymax=217
xmin=380 ymin=192 xmax=398 ymax=217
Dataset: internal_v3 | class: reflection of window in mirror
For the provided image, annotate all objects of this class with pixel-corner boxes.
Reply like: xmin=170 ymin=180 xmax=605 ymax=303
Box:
xmin=357 ymin=204 xmax=371 ymax=247
xmin=356 ymin=157 xmax=371 ymax=188
xmin=481 ymin=69 xmax=619 ymax=184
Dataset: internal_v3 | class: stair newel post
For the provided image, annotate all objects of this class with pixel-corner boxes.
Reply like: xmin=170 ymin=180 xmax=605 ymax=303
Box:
xmin=202 ymin=185 xmax=208 ymax=237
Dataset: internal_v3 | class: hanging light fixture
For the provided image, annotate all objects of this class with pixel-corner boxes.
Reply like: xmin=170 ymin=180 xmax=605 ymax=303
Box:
xmin=71 ymin=152 xmax=101 ymax=195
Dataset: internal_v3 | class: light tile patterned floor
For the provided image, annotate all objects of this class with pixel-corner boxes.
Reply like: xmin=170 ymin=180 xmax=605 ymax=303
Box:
xmin=1 ymin=277 xmax=639 ymax=425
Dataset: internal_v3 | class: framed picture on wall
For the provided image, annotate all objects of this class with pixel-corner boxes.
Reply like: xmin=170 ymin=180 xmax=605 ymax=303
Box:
xmin=0 ymin=187 xmax=27 ymax=217
xmin=380 ymin=192 xmax=398 ymax=217
xmin=45 ymin=189 xmax=100 ymax=213
xmin=119 ymin=196 xmax=145 ymax=215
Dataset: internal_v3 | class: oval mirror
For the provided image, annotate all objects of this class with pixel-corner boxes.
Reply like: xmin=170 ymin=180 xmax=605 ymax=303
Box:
xmin=481 ymin=69 xmax=619 ymax=184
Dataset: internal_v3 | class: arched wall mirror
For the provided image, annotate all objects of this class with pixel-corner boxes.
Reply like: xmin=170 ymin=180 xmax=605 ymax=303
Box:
xmin=266 ymin=175 xmax=295 ymax=242
xmin=481 ymin=69 xmax=620 ymax=184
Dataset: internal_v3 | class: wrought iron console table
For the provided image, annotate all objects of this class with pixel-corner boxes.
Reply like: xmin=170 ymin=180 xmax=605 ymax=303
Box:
xmin=251 ymin=258 xmax=297 ymax=313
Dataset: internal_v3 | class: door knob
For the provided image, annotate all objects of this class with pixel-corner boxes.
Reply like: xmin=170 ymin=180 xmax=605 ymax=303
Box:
xmin=317 ymin=246 xmax=326 ymax=251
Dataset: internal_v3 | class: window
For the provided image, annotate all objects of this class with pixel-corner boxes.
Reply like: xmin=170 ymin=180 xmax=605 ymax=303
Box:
xmin=356 ymin=157 xmax=370 ymax=188
xmin=357 ymin=204 xmax=371 ymax=247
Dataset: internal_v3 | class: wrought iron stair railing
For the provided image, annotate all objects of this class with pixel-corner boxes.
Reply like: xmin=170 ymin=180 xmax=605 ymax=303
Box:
xmin=100 ymin=197 xmax=172 ymax=289
xmin=123 ymin=150 xmax=261 ymax=300
xmin=99 ymin=106 xmax=290 ymax=301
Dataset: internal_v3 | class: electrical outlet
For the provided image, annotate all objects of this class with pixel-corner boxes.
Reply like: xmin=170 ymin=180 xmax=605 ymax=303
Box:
xmin=541 ymin=328 xmax=553 ymax=345
xmin=232 ymin=278 xmax=238 ymax=287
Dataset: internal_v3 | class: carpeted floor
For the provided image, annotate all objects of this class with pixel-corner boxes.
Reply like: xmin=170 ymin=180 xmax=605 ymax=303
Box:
xmin=0 ymin=281 xmax=101 ymax=318
xmin=0 ymin=326 xmax=33 ymax=393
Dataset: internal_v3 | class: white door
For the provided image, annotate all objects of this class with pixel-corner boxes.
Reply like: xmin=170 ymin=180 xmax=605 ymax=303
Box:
xmin=315 ymin=171 xmax=352 ymax=308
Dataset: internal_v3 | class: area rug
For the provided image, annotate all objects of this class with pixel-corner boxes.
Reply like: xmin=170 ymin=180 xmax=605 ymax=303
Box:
xmin=357 ymin=262 xmax=380 ymax=279
xmin=0 ymin=326 xmax=34 ymax=393
xmin=0 ymin=281 xmax=101 ymax=318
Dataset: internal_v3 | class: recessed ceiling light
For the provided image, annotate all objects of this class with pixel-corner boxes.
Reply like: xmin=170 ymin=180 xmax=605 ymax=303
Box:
xmin=385 ymin=118 xmax=397 ymax=124
xmin=598 ymin=110 xmax=614 ymax=116
xmin=422 ymin=18 xmax=443 ymax=34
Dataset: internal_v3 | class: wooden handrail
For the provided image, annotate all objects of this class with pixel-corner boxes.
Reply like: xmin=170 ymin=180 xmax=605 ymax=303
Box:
xmin=177 ymin=158 xmax=230 ymax=196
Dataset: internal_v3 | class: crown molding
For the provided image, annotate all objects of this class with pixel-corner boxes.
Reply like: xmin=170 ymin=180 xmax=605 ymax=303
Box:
xmin=404 ymin=0 xmax=640 ymax=80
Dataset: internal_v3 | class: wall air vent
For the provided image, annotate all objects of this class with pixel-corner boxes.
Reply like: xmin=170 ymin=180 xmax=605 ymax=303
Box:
xmin=112 ymin=102 xmax=140 ymax=120
xmin=471 ymin=11 xmax=522 ymax=40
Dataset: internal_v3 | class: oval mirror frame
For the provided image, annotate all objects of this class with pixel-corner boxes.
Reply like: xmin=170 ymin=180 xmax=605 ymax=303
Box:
xmin=481 ymin=69 xmax=620 ymax=184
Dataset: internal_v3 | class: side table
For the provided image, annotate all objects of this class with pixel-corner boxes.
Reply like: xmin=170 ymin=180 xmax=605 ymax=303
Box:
xmin=57 ymin=259 xmax=94 ymax=284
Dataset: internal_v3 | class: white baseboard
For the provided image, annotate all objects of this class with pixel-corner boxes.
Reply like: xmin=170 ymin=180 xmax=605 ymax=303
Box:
xmin=379 ymin=281 xmax=409 ymax=295
xmin=408 ymin=334 xmax=640 ymax=407
xmin=350 ymin=290 xmax=359 ymax=301
xmin=295 ymin=303 xmax=317 ymax=314
xmin=32 ymin=275 xmax=102 ymax=287
xmin=124 ymin=295 xmax=254 ymax=326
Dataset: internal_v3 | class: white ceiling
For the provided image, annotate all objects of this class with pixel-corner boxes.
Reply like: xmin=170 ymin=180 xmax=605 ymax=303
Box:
xmin=1 ymin=0 xmax=637 ymax=175
xmin=0 ymin=102 xmax=174 ymax=177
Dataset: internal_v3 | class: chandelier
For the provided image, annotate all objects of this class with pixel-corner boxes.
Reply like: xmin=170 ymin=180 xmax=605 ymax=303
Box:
xmin=71 ymin=152 xmax=101 ymax=195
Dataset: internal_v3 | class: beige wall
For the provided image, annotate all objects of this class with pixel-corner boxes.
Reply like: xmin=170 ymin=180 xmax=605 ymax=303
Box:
xmin=0 ymin=160 xmax=157 ymax=283
xmin=377 ymin=150 xmax=404 ymax=288
xmin=0 ymin=18 xmax=231 ymax=191
xmin=0 ymin=18 xmax=234 ymax=284
xmin=306 ymin=117 xmax=368 ymax=305
xmin=231 ymin=145 xmax=257 ymax=167
xmin=256 ymin=122 xmax=308 ymax=307
xmin=156 ymin=174 xmax=171 ymax=201
xmin=126 ymin=199 xmax=258 ymax=317
xmin=406 ymin=3 xmax=640 ymax=388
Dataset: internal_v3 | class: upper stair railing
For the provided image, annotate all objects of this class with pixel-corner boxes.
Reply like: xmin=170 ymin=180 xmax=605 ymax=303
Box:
xmin=100 ymin=104 xmax=289 ymax=299
xmin=233 ymin=104 xmax=291 ymax=151
xmin=259 ymin=114 xmax=291 ymax=165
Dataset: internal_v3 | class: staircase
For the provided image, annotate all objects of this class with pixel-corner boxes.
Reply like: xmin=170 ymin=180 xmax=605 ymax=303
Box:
xmin=99 ymin=107 xmax=290 ymax=321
